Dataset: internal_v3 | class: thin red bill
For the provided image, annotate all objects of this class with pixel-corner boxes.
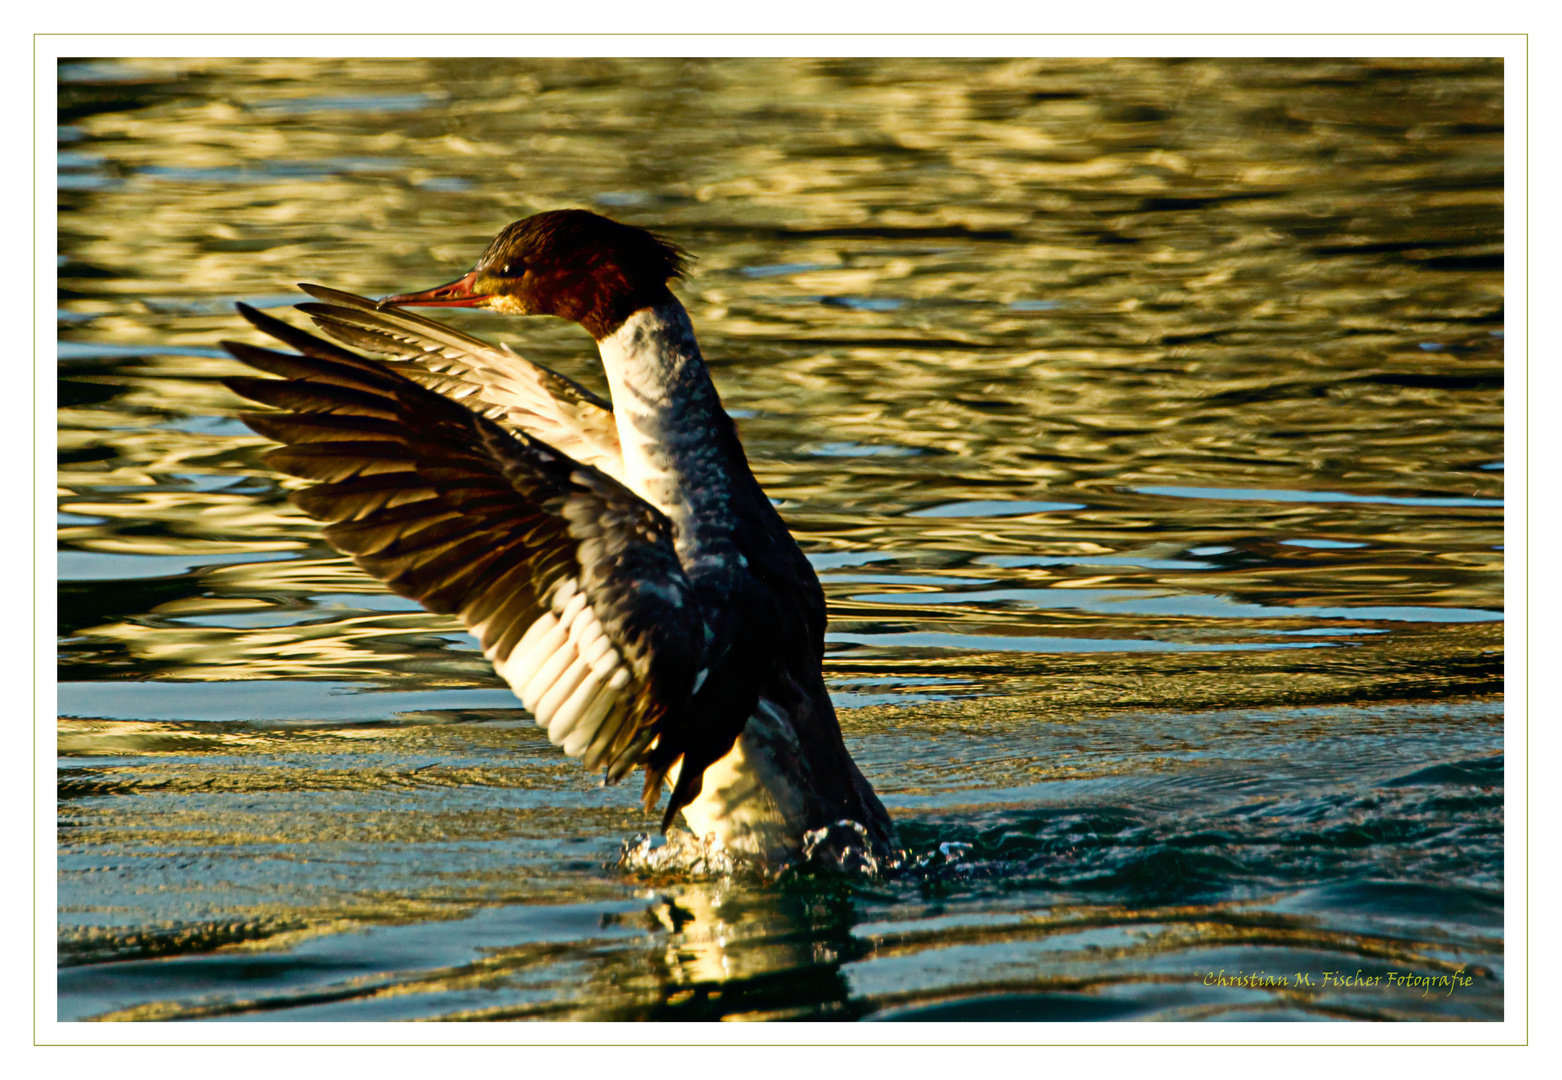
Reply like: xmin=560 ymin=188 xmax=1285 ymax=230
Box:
xmin=378 ymin=271 xmax=490 ymax=308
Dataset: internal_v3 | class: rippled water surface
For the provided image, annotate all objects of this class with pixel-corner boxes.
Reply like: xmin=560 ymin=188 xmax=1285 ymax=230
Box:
xmin=56 ymin=56 xmax=1504 ymax=1022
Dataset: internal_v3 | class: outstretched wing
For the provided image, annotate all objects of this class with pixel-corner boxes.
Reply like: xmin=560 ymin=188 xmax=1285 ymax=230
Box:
xmin=221 ymin=303 xmax=702 ymax=807
xmin=293 ymin=284 xmax=625 ymax=483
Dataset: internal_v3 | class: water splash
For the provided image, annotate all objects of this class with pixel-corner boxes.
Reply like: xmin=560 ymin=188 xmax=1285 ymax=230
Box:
xmin=619 ymin=830 xmax=739 ymax=877
xmin=799 ymin=820 xmax=893 ymax=876
xmin=619 ymin=820 xmax=901 ymax=880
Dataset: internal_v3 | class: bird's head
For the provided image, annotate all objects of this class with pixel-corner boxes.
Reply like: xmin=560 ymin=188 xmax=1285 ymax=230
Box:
xmin=379 ymin=209 xmax=689 ymax=340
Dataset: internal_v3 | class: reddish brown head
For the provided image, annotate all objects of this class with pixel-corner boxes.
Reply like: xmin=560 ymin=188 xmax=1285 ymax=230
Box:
xmin=379 ymin=209 xmax=690 ymax=340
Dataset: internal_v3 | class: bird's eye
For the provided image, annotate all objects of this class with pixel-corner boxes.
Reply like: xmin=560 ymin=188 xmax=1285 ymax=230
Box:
xmin=499 ymin=262 xmax=523 ymax=277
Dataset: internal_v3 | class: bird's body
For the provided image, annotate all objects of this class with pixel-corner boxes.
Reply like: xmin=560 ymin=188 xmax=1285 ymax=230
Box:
xmin=223 ymin=210 xmax=895 ymax=867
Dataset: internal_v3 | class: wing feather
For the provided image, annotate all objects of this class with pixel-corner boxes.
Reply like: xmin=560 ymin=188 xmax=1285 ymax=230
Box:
xmin=293 ymin=285 xmax=625 ymax=482
xmin=222 ymin=302 xmax=702 ymax=811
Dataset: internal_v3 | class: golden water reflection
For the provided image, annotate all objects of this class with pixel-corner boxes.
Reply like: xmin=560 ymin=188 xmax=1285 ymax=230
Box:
xmin=58 ymin=56 xmax=1503 ymax=1022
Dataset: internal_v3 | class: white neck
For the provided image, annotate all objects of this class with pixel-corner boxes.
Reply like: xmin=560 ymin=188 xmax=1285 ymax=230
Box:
xmin=596 ymin=302 xmax=736 ymax=556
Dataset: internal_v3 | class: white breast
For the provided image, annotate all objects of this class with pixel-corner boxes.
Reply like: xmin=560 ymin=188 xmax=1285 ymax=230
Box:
xmin=673 ymin=697 xmax=810 ymax=863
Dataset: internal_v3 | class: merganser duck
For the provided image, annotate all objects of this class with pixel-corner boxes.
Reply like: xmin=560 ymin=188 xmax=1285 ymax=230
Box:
xmin=222 ymin=209 xmax=896 ymax=867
